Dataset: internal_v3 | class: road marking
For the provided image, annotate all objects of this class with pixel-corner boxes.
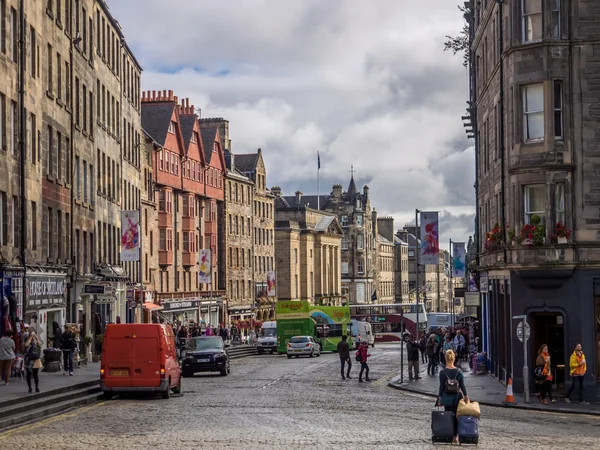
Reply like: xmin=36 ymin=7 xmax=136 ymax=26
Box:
xmin=0 ymin=401 xmax=105 ymax=439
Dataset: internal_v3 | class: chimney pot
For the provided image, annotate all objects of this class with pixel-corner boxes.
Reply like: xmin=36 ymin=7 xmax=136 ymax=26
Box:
xmin=152 ymin=90 xmax=156 ymax=100
xmin=169 ymin=90 xmax=174 ymax=100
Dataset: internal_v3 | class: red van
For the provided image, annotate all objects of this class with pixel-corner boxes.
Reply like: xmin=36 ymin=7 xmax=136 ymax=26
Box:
xmin=100 ymin=324 xmax=181 ymax=399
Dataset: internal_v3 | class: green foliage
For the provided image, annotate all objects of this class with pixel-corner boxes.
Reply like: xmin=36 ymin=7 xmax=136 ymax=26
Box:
xmin=443 ymin=5 xmax=470 ymax=68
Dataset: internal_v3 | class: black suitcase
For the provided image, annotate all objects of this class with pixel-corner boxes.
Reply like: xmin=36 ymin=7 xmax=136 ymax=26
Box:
xmin=458 ymin=415 xmax=479 ymax=445
xmin=431 ymin=408 xmax=455 ymax=444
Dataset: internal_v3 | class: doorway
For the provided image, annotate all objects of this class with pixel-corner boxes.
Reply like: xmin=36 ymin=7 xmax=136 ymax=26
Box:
xmin=531 ymin=312 xmax=565 ymax=393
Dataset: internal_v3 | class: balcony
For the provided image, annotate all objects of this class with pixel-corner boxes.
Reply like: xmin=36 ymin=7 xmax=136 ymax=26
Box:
xmin=182 ymin=251 xmax=197 ymax=267
xmin=158 ymin=211 xmax=172 ymax=228
xmin=181 ymin=216 xmax=195 ymax=231
xmin=204 ymin=220 xmax=217 ymax=235
xmin=158 ymin=250 xmax=173 ymax=266
xmin=479 ymin=243 xmax=576 ymax=270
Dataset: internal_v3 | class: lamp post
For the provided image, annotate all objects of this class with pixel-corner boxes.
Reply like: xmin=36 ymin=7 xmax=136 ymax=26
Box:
xmin=415 ymin=209 xmax=421 ymax=338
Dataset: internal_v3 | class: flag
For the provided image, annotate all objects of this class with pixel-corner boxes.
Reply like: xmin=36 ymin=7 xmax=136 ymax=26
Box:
xmin=198 ymin=249 xmax=212 ymax=284
xmin=419 ymin=211 xmax=439 ymax=265
xmin=318 ymin=152 xmax=321 ymax=170
xmin=452 ymin=242 xmax=466 ymax=278
xmin=120 ymin=211 xmax=140 ymax=261
xmin=371 ymin=290 xmax=377 ymax=302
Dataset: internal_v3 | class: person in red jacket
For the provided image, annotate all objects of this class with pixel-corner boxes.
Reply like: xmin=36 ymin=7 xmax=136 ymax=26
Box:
xmin=357 ymin=341 xmax=371 ymax=382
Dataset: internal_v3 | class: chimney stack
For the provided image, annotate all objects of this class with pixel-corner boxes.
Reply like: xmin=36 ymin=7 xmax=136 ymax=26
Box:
xmin=271 ymin=186 xmax=282 ymax=197
xmin=295 ymin=191 xmax=303 ymax=205
xmin=332 ymin=184 xmax=342 ymax=198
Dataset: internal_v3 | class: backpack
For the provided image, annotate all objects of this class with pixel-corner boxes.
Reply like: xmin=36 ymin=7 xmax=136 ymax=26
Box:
xmin=28 ymin=344 xmax=41 ymax=361
xmin=444 ymin=369 xmax=460 ymax=394
xmin=355 ymin=350 xmax=362 ymax=362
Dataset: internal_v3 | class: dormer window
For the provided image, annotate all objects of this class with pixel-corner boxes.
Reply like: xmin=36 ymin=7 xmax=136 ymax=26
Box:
xmin=191 ymin=132 xmax=198 ymax=143
xmin=356 ymin=198 xmax=361 ymax=209
xmin=168 ymin=121 xmax=176 ymax=134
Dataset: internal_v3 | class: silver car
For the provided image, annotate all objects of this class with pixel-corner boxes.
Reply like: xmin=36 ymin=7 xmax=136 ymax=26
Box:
xmin=286 ymin=336 xmax=322 ymax=358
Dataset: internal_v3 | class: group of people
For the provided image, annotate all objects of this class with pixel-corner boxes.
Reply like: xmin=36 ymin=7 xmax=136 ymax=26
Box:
xmin=535 ymin=343 xmax=588 ymax=405
xmin=175 ymin=323 xmax=230 ymax=345
xmin=336 ymin=336 xmax=371 ymax=382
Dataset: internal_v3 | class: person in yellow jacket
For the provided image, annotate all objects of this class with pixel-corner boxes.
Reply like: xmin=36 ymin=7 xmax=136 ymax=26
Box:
xmin=565 ymin=343 xmax=588 ymax=404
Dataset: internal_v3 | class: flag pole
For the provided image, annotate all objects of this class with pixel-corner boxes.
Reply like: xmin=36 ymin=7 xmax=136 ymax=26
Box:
xmin=317 ymin=152 xmax=320 ymax=210
xmin=415 ymin=209 xmax=420 ymax=338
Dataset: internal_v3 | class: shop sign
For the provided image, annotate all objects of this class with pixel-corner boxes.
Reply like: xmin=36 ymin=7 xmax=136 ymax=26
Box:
xmin=162 ymin=299 xmax=200 ymax=312
xmin=26 ymin=275 xmax=67 ymax=309
xmin=84 ymin=284 xmax=106 ymax=295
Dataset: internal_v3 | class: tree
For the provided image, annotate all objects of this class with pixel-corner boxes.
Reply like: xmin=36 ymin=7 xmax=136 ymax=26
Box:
xmin=443 ymin=5 xmax=470 ymax=68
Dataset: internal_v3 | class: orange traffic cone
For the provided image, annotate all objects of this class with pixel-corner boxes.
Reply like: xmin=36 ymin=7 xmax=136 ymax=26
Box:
xmin=502 ymin=377 xmax=517 ymax=406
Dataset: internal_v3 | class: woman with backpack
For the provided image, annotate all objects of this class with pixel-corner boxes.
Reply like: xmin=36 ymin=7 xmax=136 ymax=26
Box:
xmin=436 ymin=349 xmax=469 ymax=444
xmin=24 ymin=332 xmax=43 ymax=393
xmin=535 ymin=344 xmax=555 ymax=404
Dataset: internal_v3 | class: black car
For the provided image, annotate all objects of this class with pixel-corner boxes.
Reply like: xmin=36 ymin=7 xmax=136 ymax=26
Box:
xmin=181 ymin=336 xmax=231 ymax=377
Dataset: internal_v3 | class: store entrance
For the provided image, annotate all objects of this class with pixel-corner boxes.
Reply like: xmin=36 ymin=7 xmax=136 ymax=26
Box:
xmin=531 ymin=312 xmax=565 ymax=393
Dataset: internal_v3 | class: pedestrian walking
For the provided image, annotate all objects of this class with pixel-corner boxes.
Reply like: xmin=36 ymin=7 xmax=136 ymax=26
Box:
xmin=24 ymin=332 xmax=42 ymax=393
xmin=453 ymin=331 xmax=465 ymax=363
xmin=442 ymin=334 xmax=453 ymax=367
xmin=356 ymin=341 xmax=371 ymax=382
xmin=426 ymin=334 xmax=437 ymax=376
xmin=60 ymin=325 xmax=76 ymax=376
xmin=535 ymin=344 xmax=555 ymax=404
xmin=565 ymin=343 xmax=588 ymax=404
xmin=0 ymin=330 xmax=15 ymax=385
xmin=419 ymin=333 xmax=427 ymax=364
xmin=406 ymin=334 xmax=421 ymax=381
xmin=436 ymin=349 xmax=469 ymax=445
xmin=52 ymin=321 xmax=62 ymax=349
xmin=336 ymin=335 xmax=352 ymax=380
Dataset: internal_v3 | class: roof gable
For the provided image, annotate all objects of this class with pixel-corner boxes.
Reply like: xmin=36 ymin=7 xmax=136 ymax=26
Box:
xmin=141 ymin=102 xmax=176 ymax=146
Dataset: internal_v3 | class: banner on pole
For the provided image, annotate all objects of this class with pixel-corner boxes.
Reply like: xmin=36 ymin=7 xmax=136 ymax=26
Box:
xmin=120 ymin=211 xmax=140 ymax=262
xmin=452 ymin=242 xmax=466 ymax=278
xmin=198 ymin=249 xmax=212 ymax=284
xmin=419 ymin=211 xmax=439 ymax=265
xmin=266 ymin=271 xmax=277 ymax=297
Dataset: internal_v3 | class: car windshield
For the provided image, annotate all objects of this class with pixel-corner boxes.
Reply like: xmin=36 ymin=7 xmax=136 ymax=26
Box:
xmin=261 ymin=329 xmax=276 ymax=337
xmin=290 ymin=337 xmax=309 ymax=343
xmin=185 ymin=337 xmax=223 ymax=350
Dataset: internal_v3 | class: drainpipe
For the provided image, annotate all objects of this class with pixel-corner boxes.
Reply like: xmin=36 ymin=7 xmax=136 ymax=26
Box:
xmin=68 ymin=4 xmax=75 ymax=323
xmin=19 ymin=0 xmax=26 ymax=270
xmin=498 ymin=0 xmax=507 ymax=263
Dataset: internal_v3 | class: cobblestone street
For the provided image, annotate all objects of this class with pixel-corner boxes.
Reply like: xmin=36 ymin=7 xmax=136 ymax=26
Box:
xmin=2 ymin=345 xmax=600 ymax=449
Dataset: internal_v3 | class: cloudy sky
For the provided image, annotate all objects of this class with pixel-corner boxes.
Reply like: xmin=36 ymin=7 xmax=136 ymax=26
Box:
xmin=109 ymin=0 xmax=475 ymax=246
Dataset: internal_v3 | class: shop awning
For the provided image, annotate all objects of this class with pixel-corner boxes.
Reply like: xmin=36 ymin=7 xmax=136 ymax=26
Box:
xmin=143 ymin=303 xmax=163 ymax=311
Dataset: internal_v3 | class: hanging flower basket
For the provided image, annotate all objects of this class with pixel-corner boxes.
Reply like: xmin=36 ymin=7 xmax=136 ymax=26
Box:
xmin=484 ymin=223 xmax=503 ymax=252
xmin=551 ymin=222 xmax=571 ymax=244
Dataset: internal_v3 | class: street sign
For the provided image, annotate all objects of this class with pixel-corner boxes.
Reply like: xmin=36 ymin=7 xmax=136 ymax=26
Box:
xmin=516 ymin=321 xmax=530 ymax=342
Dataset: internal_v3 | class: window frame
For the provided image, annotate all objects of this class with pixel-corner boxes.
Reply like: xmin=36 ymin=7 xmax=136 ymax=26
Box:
xmin=555 ymin=183 xmax=565 ymax=225
xmin=522 ymin=0 xmax=542 ymax=43
xmin=524 ymin=184 xmax=546 ymax=224
xmin=522 ymin=83 xmax=545 ymax=142
xmin=553 ymin=80 xmax=563 ymax=140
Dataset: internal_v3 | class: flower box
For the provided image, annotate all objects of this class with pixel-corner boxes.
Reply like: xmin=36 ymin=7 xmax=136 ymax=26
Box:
xmin=557 ymin=236 xmax=568 ymax=244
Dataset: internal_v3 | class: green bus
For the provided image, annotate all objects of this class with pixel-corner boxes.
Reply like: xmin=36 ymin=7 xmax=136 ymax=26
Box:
xmin=276 ymin=301 xmax=355 ymax=353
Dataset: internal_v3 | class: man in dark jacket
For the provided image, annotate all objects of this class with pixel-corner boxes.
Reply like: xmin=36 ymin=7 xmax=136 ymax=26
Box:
xmin=407 ymin=335 xmax=421 ymax=381
xmin=336 ymin=335 xmax=352 ymax=380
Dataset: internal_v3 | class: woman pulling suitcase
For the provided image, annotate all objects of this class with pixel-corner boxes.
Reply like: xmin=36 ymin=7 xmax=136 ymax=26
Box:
xmin=436 ymin=349 xmax=469 ymax=444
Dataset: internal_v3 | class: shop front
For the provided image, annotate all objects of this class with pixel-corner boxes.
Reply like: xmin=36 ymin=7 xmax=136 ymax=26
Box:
xmin=199 ymin=298 xmax=223 ymax=328
xmin=25 ymin=272 xmax=69 ymax=349
xmin=162 ymin=299 xmax=201 ymax=325
xmin=0 ymin=267 xmax=25 ymax=336
xmin=228 ymin=304 xmax=253 ymax=325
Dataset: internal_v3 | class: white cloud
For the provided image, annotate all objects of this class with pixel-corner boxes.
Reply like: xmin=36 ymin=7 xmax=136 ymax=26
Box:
xmin=108 ymin=0 xmax=475 ymax=241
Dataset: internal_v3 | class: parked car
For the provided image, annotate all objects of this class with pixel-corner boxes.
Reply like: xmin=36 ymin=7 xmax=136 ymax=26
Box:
xmin=100 ymin=324 xmax=181 ymax=400
xmin=286 ymin=336 xmax=322 ymax=359
xmin=181 ymin=336 xmax=231 ymax=377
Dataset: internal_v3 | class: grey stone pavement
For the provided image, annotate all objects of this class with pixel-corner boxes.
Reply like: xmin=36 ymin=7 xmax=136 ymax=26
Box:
xmin=2 ymin=344 xmax=600 ymax=449
xmin=389 ymin=354 xmax=600 ymax=416
xmin=1 ymin=361 xmax=99 ymax=403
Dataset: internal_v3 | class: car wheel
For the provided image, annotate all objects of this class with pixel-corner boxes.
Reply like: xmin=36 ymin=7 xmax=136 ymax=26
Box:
xmin=182 ymin=370 xmax=192 ymax=378
xmin=172 ymin=376 xmax=182 ymax=394
xmin=161 ymin=381 xmax=171 ymax=399
xmin=270 ymin=350 xmax=274 ymax=355
xmin=371 ymin=343 xmax=375 ymax=348
xmin=103 ymin=392 xmax=113 ymax=400
xmin=220 ymin=369 xmax=228 ymax=376
xmin=295 ymin=355 xmax=299 ymax=358
xmin=258 ymin=348 xmax=264 ymax=355
xmin=227 ymin=364 xmax=231 ymax=374
xmin=287 ymin=354 xmax=292 ymax=359
xmin=316 ymin=350 xmax=321 ymax=357
xmin=309 ymin=350 xmax=314 ymax=358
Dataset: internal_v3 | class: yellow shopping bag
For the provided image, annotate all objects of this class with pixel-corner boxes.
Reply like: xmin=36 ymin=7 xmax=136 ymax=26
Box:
xmin=457 ymin=398 xmax=481 ymax=419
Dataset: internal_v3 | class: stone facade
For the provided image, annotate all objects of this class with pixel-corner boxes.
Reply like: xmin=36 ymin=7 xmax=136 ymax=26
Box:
xmin=273 ymin=204 xmax=343 ymax=303
xmin=468 ymin=0 xmax=600 ymax=396
xmin=376 ymin=233 xmax=395 ymax=304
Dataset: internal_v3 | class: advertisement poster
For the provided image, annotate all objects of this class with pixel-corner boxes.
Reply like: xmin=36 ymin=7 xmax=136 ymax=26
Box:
xmin=198 ymin=249 xmax=212 ymax=284
xmin=120 ymin=211 xmax=140 ymax=262
xmin=452 ymin=242 xmax=466 ymax=278
xmin=266 ymin=271 xmax=276 ymax=297
xmin=419 ymin=211 xmax=439 ymax=264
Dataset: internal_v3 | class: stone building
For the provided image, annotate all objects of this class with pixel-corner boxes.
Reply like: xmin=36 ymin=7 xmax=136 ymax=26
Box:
xmin=378 ymin=217 xmax=409 ymax=304
xmin=0 ymin=0 xmax=142 ymax=347
xmin=376 ymin=233 xmax=395 ymax=304
xmin=278 ymin=175 xmax=377 ymax=304
xmin=141 ymin=92 xmax=226 ymax=327
xmin=467 ymin=0 xmax=600 ymax=396
xmin=272 ymin=191 xmax=343 ymax=303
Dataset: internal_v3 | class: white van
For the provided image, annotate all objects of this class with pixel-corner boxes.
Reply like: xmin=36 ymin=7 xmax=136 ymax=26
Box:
xmin=257 ymin=321 xmax=277 ymax=354
xmin=349 ymin=319 xmax=375 ymax=347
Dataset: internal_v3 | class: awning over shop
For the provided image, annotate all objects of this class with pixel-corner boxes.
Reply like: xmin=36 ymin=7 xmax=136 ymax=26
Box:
xmin=143 ymin=303 xmax=163 ymax=311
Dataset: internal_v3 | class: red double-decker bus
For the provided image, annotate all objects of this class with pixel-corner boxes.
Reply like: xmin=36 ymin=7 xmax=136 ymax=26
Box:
xmin=349 ymin=303 xmax=428 ymax=343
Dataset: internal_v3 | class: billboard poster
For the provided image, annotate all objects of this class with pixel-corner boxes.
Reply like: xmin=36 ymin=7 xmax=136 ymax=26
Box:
xmin=419 ymin=211 xmax=439 ymax=264
xmin=452 ymin=242 xmax=466 ymax=278
xmin=120 ymin=211 xmax=140 ymax=262
xmin=266 ymin=271 xmax=276 ymax=297
xmin=198 ymin=249 xmax=212 ymax=284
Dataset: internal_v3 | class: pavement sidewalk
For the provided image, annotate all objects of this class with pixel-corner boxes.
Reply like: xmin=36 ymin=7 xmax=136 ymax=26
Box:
xmin=389 ymin=358 xmax=600 ymax=416
xmin=1 ymin=361 xmax=99 ymax=403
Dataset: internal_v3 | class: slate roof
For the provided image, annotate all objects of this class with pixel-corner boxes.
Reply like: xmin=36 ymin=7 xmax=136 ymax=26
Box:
xmin=141 ymin=103 xmax=175 ymax=146
xmin=378 ymin=233 xmax=393 ymax=244
xmin=179 ymin=115 xmax=196 ymax=151
xmin=393 ymin=236 xmax=408 ymax=245
xmin=281 ymin=195 xmax=330 ymax=210
xmin=347 ymin=176 xmax=359 ymax=198
xmin=201 ymin=126 xmax=219 ymax=163
xmin=234 ymin=153 xmax=259 ymax=173
xmin=314 ymin=216 xmax=335 ymax=232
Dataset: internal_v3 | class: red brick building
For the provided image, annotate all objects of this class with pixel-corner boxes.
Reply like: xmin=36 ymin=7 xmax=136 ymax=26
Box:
xmin=141 ymin=90 xmax=226 ymax=326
